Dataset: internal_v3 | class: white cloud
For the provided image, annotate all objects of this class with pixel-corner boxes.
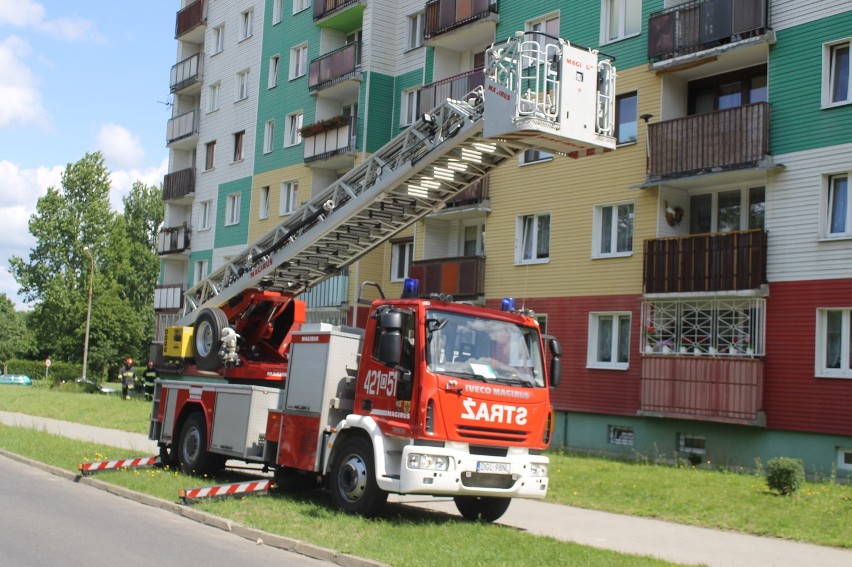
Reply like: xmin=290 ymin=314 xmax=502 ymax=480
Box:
xmin=108 ymin=157 xmax=168 ymax=211
xmin=0 ymin=36 xmax=48 ymax=130
xmin=0 ymin=0 xmax=45 ymax=27
xmin=98 ymin=123 xmax=146 ymax=170
xmin=0 ymin=0 xmax=105 ymax=43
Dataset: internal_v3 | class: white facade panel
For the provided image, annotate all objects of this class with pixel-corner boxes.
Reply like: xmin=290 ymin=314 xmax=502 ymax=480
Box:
xmin=771 ymin=1 xmax=852 ymax=32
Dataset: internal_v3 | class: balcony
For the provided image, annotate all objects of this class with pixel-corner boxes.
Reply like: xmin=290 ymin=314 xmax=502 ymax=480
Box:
xmin=418 ymin=69 xmax=484 ymax=115
xmin=313 ymin=0 xmax=365 ymax=30
xmin=166 ymin=109 xmax=199 ymax=148
xmin=154 ymin=284 xmax=184 ymax=312
xmin=644 ymin=229 xmax=767 ymax=294
xmin=445 ymin=176 xmax=488 ymax=209
xmin=170 ymin=53 xmax=202 ymax=94
xmin=158 ymin=225 xmax=191 ymax=255
xmin=640 ymin=356 xmax=764 ymax=425
xmin=163 ymin=168 xmax=195 ymax=202
xmin=648 ymin=0 xmax=769 ymax=63
xmin=308 ymin=43 xmax=361 ymax=98
xmin=647 ymin=103 xmax=770 ymax=181
xmin=424 ymin=0 xmax=498 ymax=52
xmin=303 ymin=117 xmax=357 ymax=168
xmin=176 ymin=0 xmax=206 ymax=42
xmin=408 ymin=256 xmax=485 ymax=300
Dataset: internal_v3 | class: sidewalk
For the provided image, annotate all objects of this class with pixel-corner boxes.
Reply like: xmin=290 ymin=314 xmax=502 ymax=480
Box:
xmin=2 ymin=410 xmax=850 ymax=567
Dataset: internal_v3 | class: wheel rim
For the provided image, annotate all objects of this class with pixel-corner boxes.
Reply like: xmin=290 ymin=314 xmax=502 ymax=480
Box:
xmin=183 ymin=427 xmax=201 ymax=466
xmin=337 ymin=453 xmax=368 ymax=503
xmin=196 ymin=321 xmax=214 ymax=357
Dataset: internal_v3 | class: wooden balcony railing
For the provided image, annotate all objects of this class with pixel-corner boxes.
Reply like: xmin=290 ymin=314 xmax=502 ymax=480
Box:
xmin=647 ymin=103 xmax=770 ymax=180
xmin=640 ymin=356 xmax=764 ymax=425
xmin=445 ymin=176 xmax=488 ymax=208
xmin=408 ymin=256 xmax=485 ymax=299
xmin=314 ymin=0 xmax=362 ymax=21
xmin=424 ymin=0 xmax=498 ymax=40
xmin=170 ymin=53 xmax=202 ymax=93
xmin=167 ymin=109 xmax=199 ymax=144
xmin=157 ymin=225 xmax=191 ymax=255
xmin=163 ymin=168 xmax=195 ymax=201
xmin=418 ymin=69 xmax=485 ymax=115
xmin=648 ymin=0 xmax=769 ymax=62
xmin=308 ymin=43 xmax=360 ymax=92
xmin=176 ymin=0 xmax=205 ymax=38
xmin=154 ymin=284 xmax=184 ymax=312
xmin=644 ymin=229 xmax=767 ymax=294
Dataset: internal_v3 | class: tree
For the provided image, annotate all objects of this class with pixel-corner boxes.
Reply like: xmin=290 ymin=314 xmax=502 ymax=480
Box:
xmin=0 ymin=294 xmax=31 ymax=370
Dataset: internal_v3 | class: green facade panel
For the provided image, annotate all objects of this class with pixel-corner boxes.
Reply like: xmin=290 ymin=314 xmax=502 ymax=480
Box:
xmin=215 ymin=177 xmax=252 ymax=248
xmin=186 ymin=249 xmax=213 ymax=289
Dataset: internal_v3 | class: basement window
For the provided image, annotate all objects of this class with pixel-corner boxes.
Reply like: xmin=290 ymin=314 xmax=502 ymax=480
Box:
xmin=609 ymin=425 xmax=634 ymax=446
xmin=677 ymin=433 xmax=706 ymax=454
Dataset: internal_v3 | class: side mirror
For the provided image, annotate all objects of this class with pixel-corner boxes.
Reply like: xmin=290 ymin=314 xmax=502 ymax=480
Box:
xmin=549 ymin=338 xmax=562 ymax=388
xmin=378 ymin=330 xmax=402 ymax=367
xmin=380 ymin=311 xmax=404 ymax=331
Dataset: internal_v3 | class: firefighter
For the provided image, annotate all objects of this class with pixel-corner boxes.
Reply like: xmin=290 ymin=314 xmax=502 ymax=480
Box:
xmin=120 ymin=358 xmax=135 ymax=400
xmin=143 ymin=361 xmax=158 ymax=402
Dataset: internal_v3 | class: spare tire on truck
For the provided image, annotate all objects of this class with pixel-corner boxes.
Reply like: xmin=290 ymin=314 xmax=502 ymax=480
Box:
xmin=193 ymin=307 xmax=229 ymax=371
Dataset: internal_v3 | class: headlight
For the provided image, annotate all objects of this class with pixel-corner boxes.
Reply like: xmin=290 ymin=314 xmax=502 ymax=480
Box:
xmin=408 ymin=453 xmax=449 ymax=471
xmin=530 ymin=463 xmax=548 ymax=477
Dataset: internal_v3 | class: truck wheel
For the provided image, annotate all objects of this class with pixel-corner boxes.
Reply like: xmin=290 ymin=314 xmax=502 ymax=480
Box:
xmin=177 ymin=412 xmax=224 ymax=475
xmin=193 ymin=307 xmax=229 ymax=371
xmin=453 ymin=496 xmax=511 ymax=522
xmin=329 ymin=436 xmax=387 ymax=517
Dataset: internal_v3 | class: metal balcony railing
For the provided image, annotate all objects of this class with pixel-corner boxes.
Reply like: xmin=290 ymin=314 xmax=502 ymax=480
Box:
xmin=408 ymin=256 xmax=485 ymax=299
xmin=166 ymin=110 xmax=199 ymax=144
xmin=157 ymin=225 xmax=191 ymax=255
xmin=163 ymin=168 xmax=195 ymax=201
xmin=418 ymin=69 xmax=485 ymax=115
xmin=445 ymin=176 xmax=488 ymax=208
xmin=644 ymin=229 xmax=767 ymax=294
xmin=176 ymin=0 xmax=205 ymax=38
xmin=170 ymin=53 xmax=202 ymax=93
xmin=303 ymin=120 xmax=356 ymax=163
xmin=308 ymin=43 xmax=361 ymax=92
xmin=314 ymin=0 xmax=362 ymax=21
xmin=647 ymin=103 xmax=770 ymax=180
xmin=424 ymin=0 xmax=497 ymax=40
xmin=648 ymin=0 xmax=769 ymax=62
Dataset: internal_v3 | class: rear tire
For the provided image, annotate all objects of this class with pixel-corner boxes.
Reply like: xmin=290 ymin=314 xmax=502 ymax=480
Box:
xmin=193 ymin=307 xmax=229 ymax=371
xmin=453 ymin=496 xmax=511 ymax=522
xmin=329 ymin=436 xmax=387 ymax=517
xmin=177 ymin=412 xmax=225 ymax=475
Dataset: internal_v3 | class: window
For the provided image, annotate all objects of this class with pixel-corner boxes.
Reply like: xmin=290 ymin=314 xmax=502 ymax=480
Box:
xmin=212 ymin=24 xmax=225 ymax=54
xmin=588 ymin=312 xmax=631 ymax=369
xmin=290 ymin=44 xmax=308 ymax=79
xmin=689 ymin=66 xmax=767 ymax=114
xmin=208 ymin=83 xmax=220 ymax=112
xmin=237 ymin=69 xmax=250 ymax=100
xmin=240 ymin=10 xmax=253 ymax=40
xmin=280 ymin=181 xmax=298 ymax=215
xmin=268 ymin=55 xmax=279 ymax=88
xmin=293 ymin=0 xmax=310 ymax=14
xmin=285 ymin=112 xmax=303 ymax=147
xmin=225 ymin=193 xmax=241 ymax=226
xmin=535 ymin=314 xmax=548 ymax=334
xmin=615 ymin=92 xmax=638 ymax=145
xmin=194 ymin=259 xmax=208 ymax=285
xmin=609 ymin=426 xmax=634 ymax=446
xmin=391 ymin=240 xmax=414 ymax=282
xmin=232 ymin=131 xmax=244 ymax=162
xmin=204 ymin=141 xmax=216 ymax=170
xmin=263 ymin=120 xmax=275 ymax=154
xmin=460 ymin=221 xmax=483 ymax=256
xmin=199 ymin=200 xmax=212 ymax=230
xmin=594 ymin=202 xmax=634 ymax=258
xmin=401 ymin=89 xmax=420 ymax=126
xmin=824 ymin=40 xmax=851 ymax=107
xmin=516 ymin=213 xmax=550 ymax=264
xmin=817 ymin=308 xmax=852 ymax=378
xmin=520 ymin=149 xmax=553 ymax=165
xmin=689 ymin=187 xmax=765 ymax=234
xmin=272 ymin=0 xmax=283 ymax=24
xmin=826 ymin=174 xmax=850 ymax=237
xmin=602 ymin=0 xmax=641 ymax=44
xmin=838 ymin=448 xmax=852 ymax=471
xmin=259 ymin=186 xmax=269 ymax=219
xmin=407 ymin=12 xmax=425 ymax=50
xmin=527 ymin=13 xmax=560 ymax=50
xmin=677 ymin=434 xmax=706 ymax=455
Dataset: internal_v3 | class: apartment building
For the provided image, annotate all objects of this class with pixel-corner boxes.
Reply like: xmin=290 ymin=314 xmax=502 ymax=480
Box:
xmin=156 ymin=0 xmax=852 ymax=478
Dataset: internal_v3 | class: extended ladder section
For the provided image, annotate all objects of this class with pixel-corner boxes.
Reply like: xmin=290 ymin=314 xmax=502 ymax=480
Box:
xmin=177 ymin=34 xmax=616 ymax=326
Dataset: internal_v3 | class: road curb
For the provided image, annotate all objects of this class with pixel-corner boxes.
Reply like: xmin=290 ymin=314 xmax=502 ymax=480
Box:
xmin=0 ymin=448 xmax=391 ymax=567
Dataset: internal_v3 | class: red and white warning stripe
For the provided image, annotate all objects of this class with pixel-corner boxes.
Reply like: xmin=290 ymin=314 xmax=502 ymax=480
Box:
xmin=78 ymin=455 xmax=160 ymax=475
xmin=179 ymin=479 xmax=274 ymax=503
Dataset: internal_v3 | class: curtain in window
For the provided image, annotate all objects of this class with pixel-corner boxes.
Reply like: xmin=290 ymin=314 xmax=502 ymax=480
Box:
xmin=826 ymin=310 xmax=842 ymax=369
xmin=618 ymin=316 xmax=630 ymax=363
xmin=616 ymin=204 xmax=633 ymax=253
xmin=832 ymin=45 xmax=849 ymax=103
xmin=597 ymin=316 xmax=613 ymax=363
xmin=536 ymin=215 xmax=550 ymax=258
xmin=830 ymin=176 xmax=848 ymax=234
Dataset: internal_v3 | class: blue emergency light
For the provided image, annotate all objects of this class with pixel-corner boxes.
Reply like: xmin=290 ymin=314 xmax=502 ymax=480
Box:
xmin=402 ymin=278 xmax=420 ymax=298
xmin=501 ymin=297 xmax=516 ymax=312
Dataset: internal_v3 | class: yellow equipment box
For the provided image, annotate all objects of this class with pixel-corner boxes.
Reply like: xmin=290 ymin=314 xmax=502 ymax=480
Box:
xmin=164 ymin=326 xmax=194 ymax=359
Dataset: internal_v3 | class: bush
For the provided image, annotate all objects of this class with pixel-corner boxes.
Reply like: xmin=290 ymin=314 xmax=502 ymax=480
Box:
xmin=766 ymin=457 xmax=805 ymax=495
xmin=2 ymin=358 xmax=88 ymax=387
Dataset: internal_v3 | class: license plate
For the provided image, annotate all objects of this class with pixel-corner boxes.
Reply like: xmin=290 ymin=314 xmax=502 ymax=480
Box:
xmin=476 ymin=461 xmax=510 ymax=474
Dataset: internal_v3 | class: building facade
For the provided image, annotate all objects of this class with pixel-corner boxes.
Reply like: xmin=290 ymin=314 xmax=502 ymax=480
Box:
xmin=157 ymin=0 xmax=852 ymax=478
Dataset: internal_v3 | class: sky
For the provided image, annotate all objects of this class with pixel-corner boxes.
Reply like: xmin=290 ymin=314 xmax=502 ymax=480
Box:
xmin=0 ymin=0 xmax=177 ymax=309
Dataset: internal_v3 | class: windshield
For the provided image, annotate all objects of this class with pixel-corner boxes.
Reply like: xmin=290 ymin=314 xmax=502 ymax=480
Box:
xmin=425 ymin=309 xmax=545 ymax=388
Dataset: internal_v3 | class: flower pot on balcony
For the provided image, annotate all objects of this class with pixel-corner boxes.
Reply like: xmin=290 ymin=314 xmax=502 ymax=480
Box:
xmin=645 ymin=345 xmax=654 ymax=354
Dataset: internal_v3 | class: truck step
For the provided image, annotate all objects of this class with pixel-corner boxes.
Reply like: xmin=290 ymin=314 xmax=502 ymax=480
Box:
xmin=179 ymin=479 xmax=275 ymax=504
xmin=78 ymin=455 xmax=161 ymax=476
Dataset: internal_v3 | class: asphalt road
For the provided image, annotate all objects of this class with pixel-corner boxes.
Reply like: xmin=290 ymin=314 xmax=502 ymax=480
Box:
xmin=0 ymin=454 xmax=333 ymax=567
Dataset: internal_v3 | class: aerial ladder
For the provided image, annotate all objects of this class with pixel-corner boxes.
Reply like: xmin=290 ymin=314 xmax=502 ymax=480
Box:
xmin=162 ymin=32 xmax=616 ymax=379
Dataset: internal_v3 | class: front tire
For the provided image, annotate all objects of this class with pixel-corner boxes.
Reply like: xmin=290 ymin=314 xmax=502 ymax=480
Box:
xmin=329 ymin=436 xmax=387 ymax=517
xmin=453 ymin=496 xmax=511 ymax=522
xmin=193 ymin=307 xmax=229 ymax=371
xmin=177 ymin=412 xmax=224 ymax=475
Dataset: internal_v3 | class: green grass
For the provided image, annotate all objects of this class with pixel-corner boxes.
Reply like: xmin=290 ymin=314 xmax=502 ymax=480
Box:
xmin=1 ymin=387 xmax=851 ymax=549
